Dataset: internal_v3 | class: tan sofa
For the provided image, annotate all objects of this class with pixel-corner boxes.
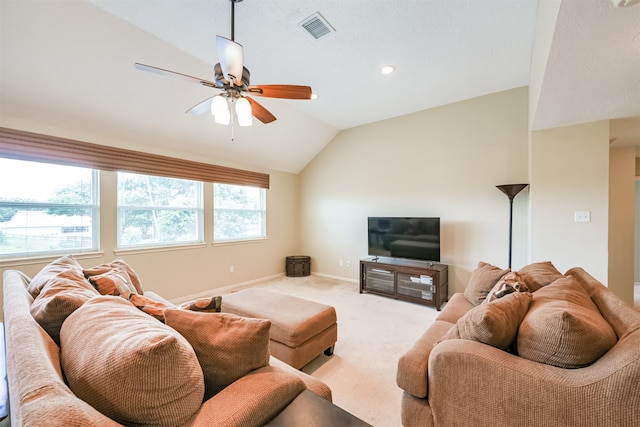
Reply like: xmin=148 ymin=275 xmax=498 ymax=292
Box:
xmin=396 ymin=261 xmax=640 ymax=427
xmin=2 ymin=257 xmax=333 ymax=427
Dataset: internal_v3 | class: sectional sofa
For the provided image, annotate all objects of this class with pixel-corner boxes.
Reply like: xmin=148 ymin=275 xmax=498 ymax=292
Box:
xmin=397 ymin=261 xmax=640 ymax=426
xmin=2 ymin=256 xmax=335 ymax=426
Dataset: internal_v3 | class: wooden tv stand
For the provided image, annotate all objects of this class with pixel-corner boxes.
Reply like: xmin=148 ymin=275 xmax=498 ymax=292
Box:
xmin=359 ymin=257 xmax=448 ymax=310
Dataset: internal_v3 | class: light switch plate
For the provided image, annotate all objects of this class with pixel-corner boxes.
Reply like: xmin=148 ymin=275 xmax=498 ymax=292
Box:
xmin=574 ymin=211 xmax=590 ymax=223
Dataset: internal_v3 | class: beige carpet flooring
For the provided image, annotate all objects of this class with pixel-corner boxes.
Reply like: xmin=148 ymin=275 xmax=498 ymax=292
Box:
xmin=222 ymin=274 xmax=440 ymax=427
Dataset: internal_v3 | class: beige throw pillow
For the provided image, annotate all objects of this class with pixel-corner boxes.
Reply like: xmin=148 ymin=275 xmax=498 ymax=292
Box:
xmin=516 ymin=276 xmax=617 ymax=368
xmin=464 ymin=261 xmax=510 ymax=306
xmin=165 ymin=308 xmax=271 ymax=400
xmin=27 ymin=255 xmax=86 ymax=297
xmin=29 ymin=255 xmax=99 ymax=344
xmin=442 ymin=291 xmax=532 ymax=350
xmin=517 ymin=261 xmax=563 ymax=292
xmin=60 ymin=296 xmax=204 ymax=426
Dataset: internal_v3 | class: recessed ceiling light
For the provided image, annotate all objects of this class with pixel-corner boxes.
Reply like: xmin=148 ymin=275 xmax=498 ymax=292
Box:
xmin=311 ymin=93 xmax=318 ymax=100
xmin=380 ymin=65 xmax=395 ymax=75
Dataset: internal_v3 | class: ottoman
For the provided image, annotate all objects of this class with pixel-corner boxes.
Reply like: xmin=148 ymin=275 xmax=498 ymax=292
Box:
xmin=221 ymin=288 xmax=338 ymax=369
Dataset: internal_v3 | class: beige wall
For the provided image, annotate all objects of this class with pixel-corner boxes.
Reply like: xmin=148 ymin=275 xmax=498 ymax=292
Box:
xmin=298 ymin=87 xmax=530 ymax=295
xmin=0 ymin=121 xmax=300 ymax=316
xmin=608 ymin=146 xmax=636 ymax=305
xmin=636 ymin=180 xmax=640 ymax=285
xmin=529 ymin=121 xmax=610 ymax=283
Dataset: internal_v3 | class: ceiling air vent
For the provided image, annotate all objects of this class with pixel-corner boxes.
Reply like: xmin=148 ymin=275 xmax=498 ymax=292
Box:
xmin=299 ymin=12 xmax=335 ymax=40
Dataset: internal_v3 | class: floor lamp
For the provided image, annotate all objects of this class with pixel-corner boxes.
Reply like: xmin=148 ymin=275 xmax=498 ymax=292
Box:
xmin=496 ymin=184 xmax=529 ymax=269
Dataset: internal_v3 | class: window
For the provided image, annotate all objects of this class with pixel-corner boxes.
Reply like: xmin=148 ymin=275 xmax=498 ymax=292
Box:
xmin=0 ymin=158 xmax=99 ymax=258
xmin=213 ymin=183 xmax=266 ymax=242
xmin=117 ymin=172 xmax=203 ymax=248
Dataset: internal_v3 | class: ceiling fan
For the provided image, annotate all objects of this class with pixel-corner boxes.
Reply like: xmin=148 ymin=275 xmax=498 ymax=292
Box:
xmin=134 ymin=0 xmax=312 ymax=129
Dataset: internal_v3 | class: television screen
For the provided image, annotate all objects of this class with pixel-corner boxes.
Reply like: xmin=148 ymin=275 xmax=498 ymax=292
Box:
xmin=368 ymin=217 xmax=440 ymax=262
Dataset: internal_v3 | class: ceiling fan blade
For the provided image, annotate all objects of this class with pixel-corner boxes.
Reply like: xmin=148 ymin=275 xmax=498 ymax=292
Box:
xmin=216 ymin=36 xmax=244 ymax=87
xmin=247 ymin=85 xmax=312 ymax=100
xmin=246 ymin=97 xmax=276 ymax=124
xmin=186 ymin=96 xmax=216 ymax=115
xmin=134 ymin=63 xmax=217 ymax=88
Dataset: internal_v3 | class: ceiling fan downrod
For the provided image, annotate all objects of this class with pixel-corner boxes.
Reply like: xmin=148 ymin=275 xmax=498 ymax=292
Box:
xmin=230 ymin=0 xmax=243 ymax=41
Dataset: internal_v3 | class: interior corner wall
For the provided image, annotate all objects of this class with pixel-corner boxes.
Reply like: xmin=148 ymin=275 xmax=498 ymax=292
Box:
xmin=528 ymin=0 xmax=561 ymax=128
xmin=529 ymin=121 xmax=609 ymax=283
xmin=298 ymin=87 xmax=530 ymax=295
xmin=608 ymin=146 xmax=636 ymax=306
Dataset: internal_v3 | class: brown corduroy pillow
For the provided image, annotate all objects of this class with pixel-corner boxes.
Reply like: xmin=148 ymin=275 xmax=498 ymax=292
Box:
xmin=516 ymin=275 xmax=617 ymax=368
xmin=60 ymin=296 xmax=204 ymax=426
xmin=517 ymin=261 xmax=563 ymax=292
xmin=29 ymin=255 xmax=99 ymax=344
xmin=27 ymin=255 xmax=86 ymax=298
xmin=463 ymin=261 xmax=510 ymax=306
xmin=441 ymin=291 xmax=532 ymax=350
xmin=165 ymin=309 xmax=271 ymax=400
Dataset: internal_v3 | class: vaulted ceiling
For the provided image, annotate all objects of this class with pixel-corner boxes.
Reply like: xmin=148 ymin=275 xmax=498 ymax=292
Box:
xmin=1 ymin=0 xmax=638 ymax=173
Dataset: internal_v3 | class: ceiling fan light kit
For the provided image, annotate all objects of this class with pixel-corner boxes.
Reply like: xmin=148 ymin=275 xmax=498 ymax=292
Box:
xmin=134 ymin=0 xmax=312 ymax=136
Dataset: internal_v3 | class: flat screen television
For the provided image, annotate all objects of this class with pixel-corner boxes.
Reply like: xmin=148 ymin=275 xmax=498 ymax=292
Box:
xmin=368 ymin=217 xmax=440 ymax=262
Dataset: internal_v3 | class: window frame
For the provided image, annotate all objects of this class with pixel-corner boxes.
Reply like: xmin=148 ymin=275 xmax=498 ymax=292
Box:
xmin=213 ymin=183 xmax=267 ymax=244
xmin=0 ymin=162 xmax=100 ymax=259
xmin=116 ymin=172 xmax=205 ymax=250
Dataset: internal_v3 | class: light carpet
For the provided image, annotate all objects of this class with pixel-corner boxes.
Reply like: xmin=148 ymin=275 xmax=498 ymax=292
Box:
xmin=222 ymin=274 xmax=440 ymax=427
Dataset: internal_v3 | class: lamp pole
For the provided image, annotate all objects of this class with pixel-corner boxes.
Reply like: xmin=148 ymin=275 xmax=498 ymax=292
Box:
xmin=496 ymin=184 xmax=529 ymax=269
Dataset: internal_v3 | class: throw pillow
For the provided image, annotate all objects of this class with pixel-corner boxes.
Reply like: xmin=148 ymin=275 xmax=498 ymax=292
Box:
xmin=516 ymin=275 xmax=617 ymax=368
xmin=517 ymin=261 xmax=563 ymax=292
xmin=128 ymin=293 xmax=169 ymax=321
xmin=165 ymin=308 xmax=271 ymax=400
xmin=60 ymin=296 xmax=204 ymax=427
xmin=484 ymin=271 xmax=530 ymax=303
xmin=441 ymin=292 xmax=532 ymax=350
xmin=178 ymin=295 xmax=222 ymax=312
xmin=464 ymin=261 xmax=510 ymax=306
xmin=27 ymin=255 xmax=86 ymax=298
xmin=83 ymin=257 xmax=144 ymax=294
xmin=29 ymin=256 xmax=99 ymax=344
xmin=86 ymin=268 xmax=138 ymax=298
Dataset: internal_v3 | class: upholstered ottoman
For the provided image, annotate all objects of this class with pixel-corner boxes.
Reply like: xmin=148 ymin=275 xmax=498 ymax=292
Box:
xmin=221 ymin=288 xmax=337 ymax=369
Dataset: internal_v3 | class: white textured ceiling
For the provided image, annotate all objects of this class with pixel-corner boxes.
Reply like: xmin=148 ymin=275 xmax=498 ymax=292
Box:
xmin=1 ymin=0 xmax=639 ymax=173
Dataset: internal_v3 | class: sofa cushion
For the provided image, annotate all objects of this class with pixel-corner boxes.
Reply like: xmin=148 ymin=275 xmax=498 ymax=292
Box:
xmin=83 ymin=257 xmax=144 ymax=294
xmin=484 ymin=271 xmax=529 ymax=303
xmin=60 ymin=296 xmax=204 ymax=426
xmin=165 ymin=308 xmax=271 ymax=400
xmin=27 ymin=255 xmax=86 ymax=298
xmin=29 ymin=256 xmax=99 ymax=344
xmin=86 ymin=268 xmax=138 ymax=298
xmin=516 ymin=275 xmax=617 ymax=368
xmin=464 ymin=261 xmax=510 ymax=306
xmin=442 ymin=291 xmax=532 ymax=350
xmin=517 ymin=261 xmax=563 ymax=292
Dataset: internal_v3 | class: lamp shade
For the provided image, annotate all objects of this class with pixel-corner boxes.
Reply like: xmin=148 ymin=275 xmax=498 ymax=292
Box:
xmin=211 ymin=95 xmax=230 ymax=125
xmin=496 ymin=184 xmax=529 ymax=200
xmin=235 ymin=97 xmax=252 ymax=126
